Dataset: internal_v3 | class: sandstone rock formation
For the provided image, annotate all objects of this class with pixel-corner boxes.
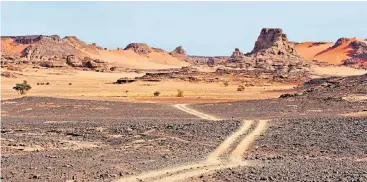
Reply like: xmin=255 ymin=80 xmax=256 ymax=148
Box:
xmin=124 ymin=43 xmax=152 ymax=54
xmin=230 ymin=48 xmax=245 ymax=59
xmin=342 ymin=40 xmax=367 ymax=68
xmin=1 ymin=35 xmax=107 ymax=69
xmin=249 ymin=28 xmax=298 ymax=57
xmin=124 ymin=43 xmax=166 ymax=55
xmin=222 ymin=28 xmax=309 ymax=73
xmin=170 ymin=46 xmax=187 ymax=56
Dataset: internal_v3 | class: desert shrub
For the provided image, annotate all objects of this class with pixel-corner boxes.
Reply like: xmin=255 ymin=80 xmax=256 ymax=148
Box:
xmin=13 ymin=81 xmax=32 ymax=95
xmin=153 ymin=91 xmax=160 ymax=97
xmin=45 ymin=82 xmax=50 ymax=85
xmin=37 ymin=83 xmax=40 ymax=85
xmin=69 ymin=83 xmax=72 ymax=85
xmin=223 ymin=81 xmax=229 ymax=87
xmin=177 ymin=90 xmax=184 ymax=97
xmin=237 ymin=85 xmax=245 ymax=91
xmin=40 ymin=82 xmax=45 ymax=85
xmin=125 ymin=90 xmax=129 ymax=96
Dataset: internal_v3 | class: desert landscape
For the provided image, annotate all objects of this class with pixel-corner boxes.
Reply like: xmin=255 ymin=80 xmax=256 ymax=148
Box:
xmin=1 ymin=2 xmax=367 ymax=182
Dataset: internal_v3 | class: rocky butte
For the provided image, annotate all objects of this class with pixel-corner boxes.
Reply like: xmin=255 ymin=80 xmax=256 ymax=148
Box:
xmin=224 ymin=28 xmax=309 ymax=73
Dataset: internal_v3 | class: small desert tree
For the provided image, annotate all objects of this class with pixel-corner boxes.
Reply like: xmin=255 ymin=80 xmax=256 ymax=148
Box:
xmin=237 ymin=85 xmax=245 ymax=91
xmin=13 ymin=80 xmax=32 ymax=95
xmin=177 ymin=90 xmax=184 ymax=97
xmin=223 ymin=81 xmax=229 ymax=87
xmin=153 ymin=91 xmax=160 ymax=97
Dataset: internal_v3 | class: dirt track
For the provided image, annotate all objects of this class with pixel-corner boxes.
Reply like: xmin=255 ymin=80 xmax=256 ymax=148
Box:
xmin=116 ymin=105 xmax=268 ymax=182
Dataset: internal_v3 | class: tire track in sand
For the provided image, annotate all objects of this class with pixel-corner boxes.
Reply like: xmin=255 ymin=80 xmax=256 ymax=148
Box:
xmin=230 ymin=120 xmax=268 ymax=163
xmin=115 ymin=104 xmax=268 ymax=182
xmin=207 ymin=120 xmax=254 ymax=162
xmin=174 ymin=104 xmax=220 ymax=121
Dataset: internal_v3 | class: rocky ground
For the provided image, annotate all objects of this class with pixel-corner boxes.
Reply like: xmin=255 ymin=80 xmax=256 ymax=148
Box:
xmin=188 ymin=75 xmax=367 ymax=182
xmin=1 ymin=97 xmax=241 ymax=181
xmin=190 ymin=117 xmax=367 ymax=182
xmin=1 ymin=74 xmax=366 ymax=182
xmin=192 ymin=74 xmax=367 ymax=120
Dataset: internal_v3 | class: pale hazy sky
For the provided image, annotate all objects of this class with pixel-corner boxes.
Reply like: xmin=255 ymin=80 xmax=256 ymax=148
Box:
xmin=1 ymin=2 xmax=366 ymax=56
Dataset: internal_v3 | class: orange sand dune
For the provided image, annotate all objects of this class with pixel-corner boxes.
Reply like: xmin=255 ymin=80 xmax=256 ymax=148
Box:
xmin=296 ymin=38 xmax=360 ymax=65
xmin=1 ymin=38 xmax=30 ymax=56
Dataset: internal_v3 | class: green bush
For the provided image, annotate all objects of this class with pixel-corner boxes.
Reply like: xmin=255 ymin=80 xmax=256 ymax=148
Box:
xmin=13 ymin=81 xmax=32 ymax=95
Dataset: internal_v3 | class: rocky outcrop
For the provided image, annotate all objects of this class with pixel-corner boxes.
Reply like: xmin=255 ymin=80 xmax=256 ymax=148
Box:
xmin=82 ymin=57 xmax=107 ymax=69
xmin=123 ymin=43 xmax=167 ymax=55
xmin=1 ymin=35 xmax=110 ymax=69
xmin=331 ymin=38 xmax=354 ymax=49
xmin=350 ymin=40 xmax=367 ymax=58
xmin=221 ymin=29 xmax=309 ymax=73
xmin=2 ymin=35 xmax=62 ymax=44
xmin=66 ymin=55 xmax=83 ymax=67
xmin=341 ymin=39 xmax=367 ymax=69
xmin=230 ymin=48 xmax=245 ymax=59
xmin=249 ymin=28 xmax=298 ymax=57
xmin=170 ymin=46 xmax=187 ymax=56
xmin=124 ymin=43 xmax=152 ymax=54
xmin=245 ymin=28 xmax=309 ymax=72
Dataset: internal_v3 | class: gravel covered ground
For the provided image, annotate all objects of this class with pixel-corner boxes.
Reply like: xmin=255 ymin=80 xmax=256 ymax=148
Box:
xmin=1 ymin=97 xmax=241 ymax=181
xmin=190 ymin=117 xmax=367 ymax=181
xmin=1 ymin=74 xmax=366 ymax=182
xmin=189 ymin=75 xmax=367 ymax=181
xmin=192 ymin=74 xmax=367 ymax=120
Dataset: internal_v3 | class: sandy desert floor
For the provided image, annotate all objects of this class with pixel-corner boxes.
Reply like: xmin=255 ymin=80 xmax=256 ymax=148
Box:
xmin=2 ymin=66 xmax=366 ymax=103
xmin=1 ymin=67 xmax=300 ymax=103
